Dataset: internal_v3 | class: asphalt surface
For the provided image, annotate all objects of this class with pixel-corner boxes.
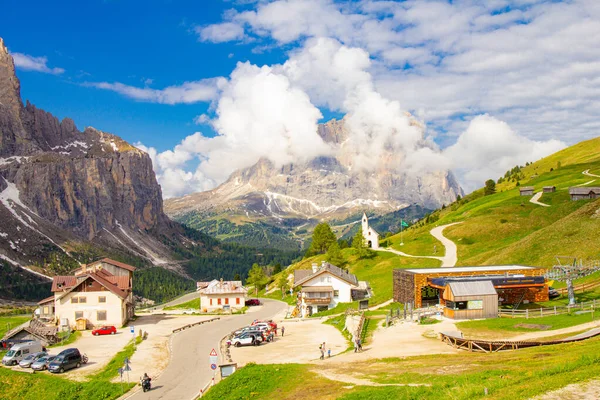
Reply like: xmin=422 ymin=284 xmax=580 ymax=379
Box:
xmin=157 ymin=291 xmax=200 ymax=309
xmin=127 ymin=299 xmax=287 ymax=400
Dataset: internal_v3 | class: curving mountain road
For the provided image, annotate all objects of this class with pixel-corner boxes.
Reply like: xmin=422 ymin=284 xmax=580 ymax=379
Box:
xmin=126 ymin=299 xmax=287 ymax=400
xmin=377 ymin=222 xmax=462 ymax=267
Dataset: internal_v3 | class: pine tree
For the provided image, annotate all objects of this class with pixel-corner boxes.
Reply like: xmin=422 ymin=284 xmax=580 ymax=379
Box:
xmin=484 ymin=179 xmax=496 ymax=196
xmin=273 ymin=263 xmax=282 ymax=274
xmin=326 ymin=241 xmax=345 ymax=269
xmin=307 ymin=223 xmax=336 ymax=256
xmin=246 ymin=263 xmax=267 ymax=295
xmin=352 ymin=229 xmax=369 ymax=259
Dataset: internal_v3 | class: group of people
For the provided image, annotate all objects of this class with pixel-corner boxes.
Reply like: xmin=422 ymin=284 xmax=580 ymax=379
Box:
xmin=319 ymin=342 xmax=331 ymax=359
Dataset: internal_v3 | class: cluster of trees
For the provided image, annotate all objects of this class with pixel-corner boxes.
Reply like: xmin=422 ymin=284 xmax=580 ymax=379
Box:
xmin=484 ymin=179 xmax=496 ymax=196
xmin=0 ymin=261 xmax=52 ymax=301
xmin=133 ymin=267 xmax=196 ymax=303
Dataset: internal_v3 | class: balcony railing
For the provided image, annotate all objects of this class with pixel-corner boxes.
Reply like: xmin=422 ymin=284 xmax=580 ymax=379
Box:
xmin=304 ymin=297 xmax=332 ymax=305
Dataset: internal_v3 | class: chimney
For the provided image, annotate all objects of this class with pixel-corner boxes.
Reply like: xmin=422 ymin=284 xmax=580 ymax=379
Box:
xmin=312 ymin=263 xmax=318 ymax=273
xmin=321 ymin=260 xmax=326 ymax=268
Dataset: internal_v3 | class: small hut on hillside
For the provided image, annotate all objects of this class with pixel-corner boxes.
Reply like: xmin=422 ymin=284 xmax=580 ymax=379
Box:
xmin=569 ymin=187 xmax=600 ymax=201
xmin=442 ymin=281 xmax=498 ymax=320
xmin=519 ymin=186 xmax=534 ymax=196
xmin=543 ymin=186 xmax=556 ymax=193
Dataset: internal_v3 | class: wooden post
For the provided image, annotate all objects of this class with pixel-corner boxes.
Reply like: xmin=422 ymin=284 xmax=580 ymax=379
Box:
xmin=526 ymin=309 xmax=529 ymax=319
xmin=554 ymin=306 xmax=557 ymax=315
xmin=540 ymin=308 xmax=543 ymax=317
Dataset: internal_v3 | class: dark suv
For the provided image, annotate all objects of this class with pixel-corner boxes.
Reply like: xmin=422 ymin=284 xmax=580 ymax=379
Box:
xmin=48 ymin=348 xmax=82 ymax=373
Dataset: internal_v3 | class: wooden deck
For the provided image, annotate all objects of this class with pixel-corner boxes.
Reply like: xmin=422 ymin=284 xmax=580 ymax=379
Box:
xmin=440 ymin=328 xmax=600 ymax=353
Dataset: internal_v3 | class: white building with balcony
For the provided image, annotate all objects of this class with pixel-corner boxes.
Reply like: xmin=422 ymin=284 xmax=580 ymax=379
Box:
xmin=293 ymin=261 xmax=371 ymax=317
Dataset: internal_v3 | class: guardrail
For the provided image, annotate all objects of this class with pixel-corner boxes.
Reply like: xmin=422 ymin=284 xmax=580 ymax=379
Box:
xmin=172 ymin=317 xmax=220 ymax=333
xmin=499 ymin=299 xmax=599 ymax=318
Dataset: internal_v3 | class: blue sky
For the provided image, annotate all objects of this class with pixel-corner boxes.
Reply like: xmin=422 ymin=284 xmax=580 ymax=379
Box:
xmin=3 ymin=0 xmax=597 ymax=197
xmin=4 ymin=0 xmax=289 ymax=150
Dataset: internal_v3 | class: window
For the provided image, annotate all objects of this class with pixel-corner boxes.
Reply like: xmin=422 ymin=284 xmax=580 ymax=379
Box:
xmin=97 ymin=311 xmax=107 ymax=321
xmin=71 ymin=297 xmax=79 ymax=304
xmin=75 ymin=311 xmax=83 ymax=319
xmin=43 ymin=306 xmax=49 ymax=314
xmin=88 ymin=281 xmax=93 ymax=287
xmin=98 ymin=296 xmax=106 ymax=303
xmin=79 ymin=296 xmax=87 ymax=304
xmin=446 ymin=301 xmax=468 ymax=310
xmin=210 ymin=298 xmax=213 ymax=306
xmin=333 ymin=290 xmax=339 ymax=297
xmin=225 ymin=298 xmax=229 ymax=305
xmin=218 ymin=298 xmax=222 ymax=305
xmin=236 ymin=298 xmax=240 ymax=305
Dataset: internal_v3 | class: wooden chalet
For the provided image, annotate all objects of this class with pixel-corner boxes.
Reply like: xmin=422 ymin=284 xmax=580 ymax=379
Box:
xmin=569 ymin=187 xmax=600 ymax=201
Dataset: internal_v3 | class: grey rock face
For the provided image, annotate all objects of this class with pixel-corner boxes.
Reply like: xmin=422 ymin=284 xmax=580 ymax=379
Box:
xmin=0 ymin=37 xmax=174 ymax=266
xmin=165 ymin=119 xmax=464 ymax=220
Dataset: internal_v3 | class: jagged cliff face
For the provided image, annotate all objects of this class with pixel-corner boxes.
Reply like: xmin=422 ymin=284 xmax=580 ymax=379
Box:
xmin=0 ymin=37 xmax=177 ymax=271
xmin=165 ymin=118 xmax=463 ymax=220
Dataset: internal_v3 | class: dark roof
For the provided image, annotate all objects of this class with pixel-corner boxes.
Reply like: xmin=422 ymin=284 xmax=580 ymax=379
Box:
xmin=294 ymin=270 xmax=312 ymax=283
xmin=57 ymin=273 xmax=129 ymax=300
xmin=431 ymin=275 xmax=545 ymax=288
xmin=569 ymin=187 xmax=600 ymax=195
xmin=293 ymin=262 xmax=358 ymax=287
xmin=520 ymin=186 xmax=534 ymax=191
xmin=543 ymin=186 xmax=556 ymax=189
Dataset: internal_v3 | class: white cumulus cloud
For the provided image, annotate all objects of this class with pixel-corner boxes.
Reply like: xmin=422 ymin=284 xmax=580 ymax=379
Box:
xmin=11 ymin=53 xmax=64 ymax=74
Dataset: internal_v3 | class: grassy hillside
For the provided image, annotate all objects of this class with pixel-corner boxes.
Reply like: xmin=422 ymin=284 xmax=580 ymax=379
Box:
xmin=385 ymin=136 xmax=600 ymax=268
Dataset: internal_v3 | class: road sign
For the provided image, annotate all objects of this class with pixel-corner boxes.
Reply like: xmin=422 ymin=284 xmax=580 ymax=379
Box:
xmin=118 ymin=367 xmax=123 ymax=378
xmin=209 ymin=348 xmax=217 ymax=356
xmin=130 ymin=326 xmax=135 ymax=334
xmin=210 ymin=363 xmax=217 ymax=370
xmin=123 ymin=365 xmax=132 ymax=372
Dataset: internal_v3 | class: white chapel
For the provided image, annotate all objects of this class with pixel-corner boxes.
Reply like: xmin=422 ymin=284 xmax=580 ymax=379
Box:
xmin=361 ymin=213 xmax=380 ymax=249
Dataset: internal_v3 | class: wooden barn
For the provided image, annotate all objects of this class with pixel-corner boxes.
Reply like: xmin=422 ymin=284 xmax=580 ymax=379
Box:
xmin=442 ymin=281 xmax=498 ymax=320
xmin=543 ymin=186 xmax=556 ymax=193
xmin=393 ymin=266 xmax=548 ymax=309
xmin=569 ymin=187 xmax=600 ymax=201
xmin=519 ymin=186 xmax=534 ymax=196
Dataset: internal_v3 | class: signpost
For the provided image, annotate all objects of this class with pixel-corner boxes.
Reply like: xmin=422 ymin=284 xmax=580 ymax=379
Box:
xmin=209 ymin=348 xmax=218 ymax=372
xmin=123 ymin=357 xmax=131 ymax=384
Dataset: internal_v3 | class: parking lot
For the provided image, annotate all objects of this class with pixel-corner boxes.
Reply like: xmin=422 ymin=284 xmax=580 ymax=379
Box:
xmin=229 ymin=317 xmax=347 ymax=365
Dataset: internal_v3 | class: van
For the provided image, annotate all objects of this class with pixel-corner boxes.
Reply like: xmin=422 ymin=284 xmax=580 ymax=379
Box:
xmin=2 ymin=341 xmax=43 ymax=366
xmin=48 ymin=348 xmax=82 ymax=373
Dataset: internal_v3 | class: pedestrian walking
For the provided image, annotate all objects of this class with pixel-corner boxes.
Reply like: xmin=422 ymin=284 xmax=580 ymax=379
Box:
xmin=357 ymin=338 xmax=363 ymax=352
xmin=353 ymin=339 xmax=358 ymax=353
xmin=327 ymin=348 xmax=331 ymax=358
xmin=319 ymin=344 xmax=324 ymax=360
xmin=281 ymin=326 xmax=285 ymax=336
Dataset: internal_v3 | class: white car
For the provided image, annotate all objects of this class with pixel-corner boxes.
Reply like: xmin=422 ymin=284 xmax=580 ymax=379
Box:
xmin=228 ymin=332 xmax=263 ymax=347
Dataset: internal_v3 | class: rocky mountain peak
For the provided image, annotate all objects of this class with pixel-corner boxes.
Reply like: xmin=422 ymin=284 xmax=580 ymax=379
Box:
xmin=0 ymin=37 xmax=22 ymax=118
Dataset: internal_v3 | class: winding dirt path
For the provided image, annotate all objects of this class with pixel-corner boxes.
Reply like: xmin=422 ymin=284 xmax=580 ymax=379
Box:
xmin=529 ymin=192 xmax=550 ymax=207
xmin=378 ymin=222 xmax=462 ymax=267
xmin=583 ymin=169 xmax=600 ymax=178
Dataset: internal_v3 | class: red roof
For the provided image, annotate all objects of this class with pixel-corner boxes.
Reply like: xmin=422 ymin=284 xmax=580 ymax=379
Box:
xmin=51 ymin=276 xmax=78 ymax=292
xmin=106 ymin=275 xmax=131 ymax=290
xmin=94 ymin=258 xmax=136 ymax=272
xmin=57 ymin=272 xmax=129 ymax=300
xmin=37 ymin=296 xmax=55 ymax=305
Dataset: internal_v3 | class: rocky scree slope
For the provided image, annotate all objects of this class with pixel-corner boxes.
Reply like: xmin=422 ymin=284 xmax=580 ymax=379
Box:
xmin=0 ymin=37 xmax=196 ymax=278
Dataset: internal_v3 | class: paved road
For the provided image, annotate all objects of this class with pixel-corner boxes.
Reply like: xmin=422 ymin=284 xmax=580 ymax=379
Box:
xmin=158 ymin=291 xmax=200 ymax=309
xmin=127 ymin=299 xmax=287 ymax=400
xmin=377 ymin=222 xmax=462 ymax=267
xmin=583 ymin=169 xmax=600 ymax=178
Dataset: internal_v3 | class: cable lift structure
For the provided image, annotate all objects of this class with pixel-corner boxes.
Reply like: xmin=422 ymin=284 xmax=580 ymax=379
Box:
xmin=545 ymin=256 xmax=600 ymax=305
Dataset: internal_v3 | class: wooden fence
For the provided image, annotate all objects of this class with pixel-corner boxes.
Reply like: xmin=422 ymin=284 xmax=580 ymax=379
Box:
xmin=499 ymin=299 xmax=600 ymax=318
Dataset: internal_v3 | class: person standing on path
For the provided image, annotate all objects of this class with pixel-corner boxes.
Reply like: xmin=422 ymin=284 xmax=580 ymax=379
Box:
xmin=353 ymin=338 xmax=358 ymax=353
xmin=357 ymin=338 xmax=363 ymax=352
xmin=319 ymin=344 xmax=325 ymax=360
xmin=281 ymin=326 xmax=285 ymax=336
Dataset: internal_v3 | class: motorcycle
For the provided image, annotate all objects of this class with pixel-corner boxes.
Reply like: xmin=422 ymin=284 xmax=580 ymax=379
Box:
xmin=141 ymin=377 xmax=152 ymax=392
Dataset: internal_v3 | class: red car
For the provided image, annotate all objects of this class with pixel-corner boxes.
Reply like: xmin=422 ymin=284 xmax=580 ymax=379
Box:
xmin=92 ymin=326 xmax=117 ymax=336
xmin=251 ymin=319 xmax=277 ymax=330
xmin=245 ymin=299 xmax=261 ymax=306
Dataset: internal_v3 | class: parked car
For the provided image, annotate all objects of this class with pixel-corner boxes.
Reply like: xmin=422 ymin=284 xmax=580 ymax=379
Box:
xmin=31 ymin=355 xmax=56 ymax=371
xmin=48 ymin=349 xmax=83 ymax=373
xmin=2 ymin=341 xmax=44 ymax=366
xmin=245 ymin=299 xmax=261 ymax=306
xmin=548 ymin=287 xmax=560 ymax=299
xmin=92 ymin=326 xmax=117 ymax=336
xmin=228 ymin=332 xmax=263 ymax=347
xmin=252 ymin=319 xmax=277 ymax=330
xmin=18 ymin=351 xmax=47 ymax=368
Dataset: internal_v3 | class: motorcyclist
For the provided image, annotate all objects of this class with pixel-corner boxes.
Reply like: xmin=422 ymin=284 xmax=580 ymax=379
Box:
xmin=141 ymin=373 xmax=152 ymax=391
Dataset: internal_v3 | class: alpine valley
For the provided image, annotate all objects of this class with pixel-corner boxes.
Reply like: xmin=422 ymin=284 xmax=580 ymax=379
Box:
xmin=0 ymin=37 xmax=297 ymax=303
